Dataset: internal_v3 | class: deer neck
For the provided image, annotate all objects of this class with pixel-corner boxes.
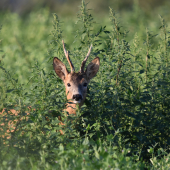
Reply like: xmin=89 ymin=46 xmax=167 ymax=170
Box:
xmin=65 ymin=101 xmax=84 ymax=115
xmin=65 ymin=103 xmax=77 ymax=115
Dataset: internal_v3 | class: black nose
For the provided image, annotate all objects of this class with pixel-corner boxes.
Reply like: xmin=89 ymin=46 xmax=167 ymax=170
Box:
xmin=73 ymin=94 xmax=82 ymax=101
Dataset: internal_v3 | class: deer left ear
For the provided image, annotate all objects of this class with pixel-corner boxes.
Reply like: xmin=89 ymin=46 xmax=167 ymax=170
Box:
xmin=85 ymin=57 xmax=100 ymax=80
xmin=53 ymin=57 xmax=69 ymax=81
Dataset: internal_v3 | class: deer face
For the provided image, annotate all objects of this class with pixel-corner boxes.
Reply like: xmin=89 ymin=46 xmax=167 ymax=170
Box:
xmin=63 ymin=73 xmax=88 ymax=104
xmin=53 ymin=40 xmax=100 ymax=107
xmin=53 ymin=57 xmax=100 ymax=105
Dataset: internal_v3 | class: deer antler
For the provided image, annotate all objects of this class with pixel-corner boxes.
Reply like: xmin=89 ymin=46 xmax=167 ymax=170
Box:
xmin=62 ymin=40 xmax=75 ymax=73
xmin=79 ymin=44 xmax=92 ymax=73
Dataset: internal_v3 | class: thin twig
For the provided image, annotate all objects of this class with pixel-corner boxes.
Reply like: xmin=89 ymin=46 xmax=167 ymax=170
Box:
xmin=116 ymin=60 xmax=122 ymax=86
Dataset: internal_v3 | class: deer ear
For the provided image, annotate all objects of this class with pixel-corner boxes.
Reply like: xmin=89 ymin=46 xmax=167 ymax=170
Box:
xmin=53 ymin=57 xmax=69 ymax=81
xmin=85 ymin=57 xmax=100 ymax=80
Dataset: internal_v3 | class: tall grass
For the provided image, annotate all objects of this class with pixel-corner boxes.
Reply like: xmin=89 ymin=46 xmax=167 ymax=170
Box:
xmin=0 ymin=1 xmax=170 ymax=169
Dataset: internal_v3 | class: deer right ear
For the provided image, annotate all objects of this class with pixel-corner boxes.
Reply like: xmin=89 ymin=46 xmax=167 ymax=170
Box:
xmin=53 ymin=57 xmax=69 ymax=81
xmin=85 ymin=57 xmax=100 ymax=80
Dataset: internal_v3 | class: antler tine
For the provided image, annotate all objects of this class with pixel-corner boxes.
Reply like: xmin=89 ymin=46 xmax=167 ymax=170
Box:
xmin=62 ymin=40 xmax=75 ymax=73
xmin=79 ymin=44 xmax=92 ymax=73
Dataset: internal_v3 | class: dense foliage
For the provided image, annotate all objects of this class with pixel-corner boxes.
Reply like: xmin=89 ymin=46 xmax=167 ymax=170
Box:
xmin=0 ymin=1 xmax=170 ymax=169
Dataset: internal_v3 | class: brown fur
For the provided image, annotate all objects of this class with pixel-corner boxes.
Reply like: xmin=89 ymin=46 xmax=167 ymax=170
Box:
xmin=53 ymin=56 xmax=100 ymax=134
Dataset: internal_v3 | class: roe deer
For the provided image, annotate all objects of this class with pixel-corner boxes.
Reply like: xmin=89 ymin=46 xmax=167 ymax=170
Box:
xmin=0 ymin=40 xmax=100 ymax=139
xmin=53 ymin=40 xmax=100 ymax=116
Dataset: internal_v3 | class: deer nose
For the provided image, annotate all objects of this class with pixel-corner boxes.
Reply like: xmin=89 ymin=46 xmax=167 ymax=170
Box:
xmin=72 ymin=94 xmax=82 ymax=101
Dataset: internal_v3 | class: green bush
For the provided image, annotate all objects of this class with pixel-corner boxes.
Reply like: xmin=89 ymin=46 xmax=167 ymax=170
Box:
xmin=0 ymin=1 xmax=170 ymax=169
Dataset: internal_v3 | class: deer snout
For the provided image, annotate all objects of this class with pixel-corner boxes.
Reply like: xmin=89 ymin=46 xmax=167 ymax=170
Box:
xmin=72 ymin=94 xmax=82 ymax=101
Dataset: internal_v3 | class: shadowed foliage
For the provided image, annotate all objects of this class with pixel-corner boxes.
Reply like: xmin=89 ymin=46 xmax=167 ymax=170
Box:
xmin=0 ymin=0 xmax=170 ymax=169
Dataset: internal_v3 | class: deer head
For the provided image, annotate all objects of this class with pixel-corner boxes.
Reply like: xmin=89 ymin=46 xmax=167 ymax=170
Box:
xmin=53 ymin=40 xmax=100 ymax=114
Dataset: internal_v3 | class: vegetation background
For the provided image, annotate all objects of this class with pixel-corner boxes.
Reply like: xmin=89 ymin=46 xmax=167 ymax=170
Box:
xmin=1 ymin=0 xmax=170 ymax=18
xmin=0 ymin=0 xmax=170 ymax=169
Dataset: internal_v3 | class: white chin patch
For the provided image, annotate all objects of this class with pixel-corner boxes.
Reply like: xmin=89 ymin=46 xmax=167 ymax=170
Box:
xmin=73 ymin=100 xmax=81 ymax=104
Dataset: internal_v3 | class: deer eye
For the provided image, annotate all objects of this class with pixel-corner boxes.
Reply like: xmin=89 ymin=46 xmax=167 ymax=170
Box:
xmin=67 ymin=83 xmax=71 ymax=87
xmin=83 ymin=83 xmax=87 ymax=87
